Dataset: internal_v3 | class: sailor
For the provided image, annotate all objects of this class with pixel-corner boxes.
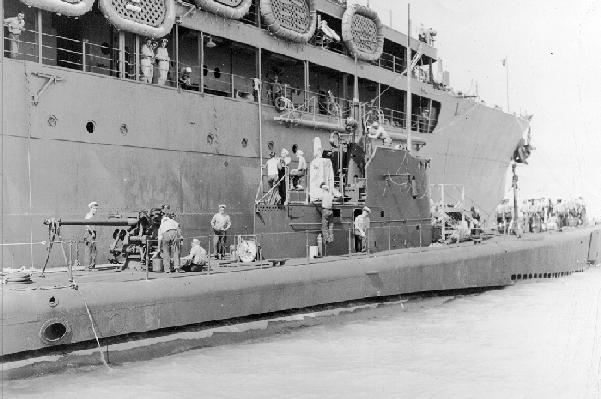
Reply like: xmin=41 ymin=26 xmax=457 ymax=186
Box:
xmin=178 ymin=66 xmax=193 ymax=90
xmin=266 ymin=151 xmax=280 ymax=188
xmin=158 ymin=214 xmax=182 ymax=273
xmin=156 ymin=38 xmax=170 ymax=85
xmin=3 ymin=12 xmax=25 ymax=58
xmin=179 ymin=238 xmax=207 ymax=272
xmin=271 ymin=74 xmax=282 ymax=105
xmin=140 ymin=38 xmax=155 ymax=83
xmin=84 ymin=201 xmax=99 ymax=270
xmin=278 ymin=148 xmax=291 ymax=203
xmin=354 ymin=206 xmax=371 ymax=252
xmin=290 ymin=149 xmax=306 ymax=190
xmin=211 ymin=204 xmax=231 ymax=259
xmin=320 ymin=182 xmax=334 ymax=244
xmin=252 ymin=77 xmax=261 ymax=102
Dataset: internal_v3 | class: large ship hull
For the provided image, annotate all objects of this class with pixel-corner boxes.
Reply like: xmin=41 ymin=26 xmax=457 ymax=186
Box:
xmin=1 ymin=58 xmax=526 ymax=267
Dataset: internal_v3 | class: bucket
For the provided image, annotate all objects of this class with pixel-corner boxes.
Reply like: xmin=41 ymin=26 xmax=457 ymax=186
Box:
xmin=309 ymin=246 xmax=318 ymax=258
xmin=151 ymin=258 xmax=163 ymax=272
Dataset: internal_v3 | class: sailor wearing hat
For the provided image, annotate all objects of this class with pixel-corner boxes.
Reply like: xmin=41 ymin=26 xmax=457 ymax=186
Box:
xmin=158 ymin=214 xmax=182 ymax=273
xmin=156 ymin=38 xmax=170 ymax=85
xmin=178 ymin=66 xmax=193 ymax=90
xmin=140 ymin=38 xmax=155 ymax=83
xmin=354 ymin=206 xmax=371 ymax=252
xmin=211 ymin=204 xmax=231 ymax=259
xmin=290 ymin=149 xmax=306 ymax=189
xmin=179 ymin=238 xmax=207 ymax=272
xmin=3 ymin=12 xmax=25 ymax=58
xmin=84 ymin=201 xmax=99 ymax=269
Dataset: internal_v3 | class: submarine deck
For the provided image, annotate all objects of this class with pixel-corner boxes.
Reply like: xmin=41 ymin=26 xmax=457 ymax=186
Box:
xmin=5 ymin=228 xmax=593 ymax=289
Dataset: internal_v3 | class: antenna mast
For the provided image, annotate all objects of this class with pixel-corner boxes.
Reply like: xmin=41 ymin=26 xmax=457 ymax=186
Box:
xmin=406 ymin=3 xmax=412 ymax=153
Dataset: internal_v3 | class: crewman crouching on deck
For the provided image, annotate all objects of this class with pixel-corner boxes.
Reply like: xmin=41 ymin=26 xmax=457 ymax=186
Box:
xmin=179 ymin=238 xmax=207 ymax=272
xmin=354 ymin=206 xmax=371 ymax=252
xmin=158 ymin=214 xmax=182 ymax=273
xmin=211 ymin=204 xmax=231 ymax=259
xmin=84 ymin=201 xmax=99 ymax=270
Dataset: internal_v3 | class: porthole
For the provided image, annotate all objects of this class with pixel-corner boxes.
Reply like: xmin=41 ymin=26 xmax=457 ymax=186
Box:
xmin=47 ymin=115 xmax=57 ymax=127
xmin=86 ymin=121 xmax=96 ymax=134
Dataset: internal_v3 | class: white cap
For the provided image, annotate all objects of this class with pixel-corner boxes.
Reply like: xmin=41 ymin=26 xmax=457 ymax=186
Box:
xmin=297 ymin=150 xmax=304 ymax=156
xmin=88 ymin=201 xmax=99 ymax=209
xmin=362 ymin=206 xmax=371 ymax=213
xmin=192 ymin=238 xmax=200 ymax=245
xmin=219 ymin=204 xmax=226 ymax=209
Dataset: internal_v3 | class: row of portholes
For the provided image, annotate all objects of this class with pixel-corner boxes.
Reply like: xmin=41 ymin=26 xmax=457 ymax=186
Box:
xmin=84 ymin=121 xmax=128 ymax=136
xmin=47 ymin=116 xmax=129 ymax=136
xmin=52 ymin=117 xmax=249 ymax=148
xmin=207 ymin=133 xmax=248 ymax=148
xmin=510 ymin=269 xmax=585 ymax=281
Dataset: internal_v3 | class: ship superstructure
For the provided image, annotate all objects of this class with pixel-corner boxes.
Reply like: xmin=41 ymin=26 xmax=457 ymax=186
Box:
xmin=1 ymin=0 xmax=528 ymax=267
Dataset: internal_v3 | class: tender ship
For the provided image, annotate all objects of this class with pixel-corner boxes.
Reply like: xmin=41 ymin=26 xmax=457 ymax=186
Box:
xmin=1 ymin=0 xmax=597 ymax=379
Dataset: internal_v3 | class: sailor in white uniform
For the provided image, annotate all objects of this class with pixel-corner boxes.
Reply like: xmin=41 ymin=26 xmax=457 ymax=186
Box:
xmin=140 ymin=38 xmax=155 ymax=83
xmin=156 ymin=38 xmax=170 ymax=85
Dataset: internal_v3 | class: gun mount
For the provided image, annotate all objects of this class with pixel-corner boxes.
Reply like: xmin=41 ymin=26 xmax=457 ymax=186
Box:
xmin=41 ymin=207 xmax=168 ymax=274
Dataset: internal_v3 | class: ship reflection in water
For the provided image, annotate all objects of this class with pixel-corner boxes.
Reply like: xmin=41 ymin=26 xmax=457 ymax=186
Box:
xmin=6 ymin=268 xmax=601 ymax=399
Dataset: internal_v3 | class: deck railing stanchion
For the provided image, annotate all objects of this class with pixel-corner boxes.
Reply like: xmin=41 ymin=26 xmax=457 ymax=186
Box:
xmin=306 ymin=230 xmax=310 ymax=264
xmin=37 ymin=10 xmax=42 ymax=64
xmin=207 ymin=235 xmax=212 ymax=274
xmin=145 ymin=240 xmax=150 ymax=280
xmin=82 ymin=39 xmax=88 ymax=72
xmin=388 ymin=222 xmax=391 ymax=251
xmin=348 ymin=226 xmax=351 ymax=257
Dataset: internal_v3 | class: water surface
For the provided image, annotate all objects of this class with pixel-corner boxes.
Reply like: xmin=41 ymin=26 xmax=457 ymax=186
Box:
xmin=5 ymin=268 xmax=601 ymax=399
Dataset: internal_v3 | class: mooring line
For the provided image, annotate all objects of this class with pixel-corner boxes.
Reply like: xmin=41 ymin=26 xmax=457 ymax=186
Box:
xmin=80 ymin=293 xmax=110 ymax=370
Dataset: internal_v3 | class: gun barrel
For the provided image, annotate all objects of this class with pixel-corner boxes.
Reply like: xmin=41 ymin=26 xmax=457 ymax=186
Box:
xmin=43 ymin=218 xmax=138 ymax=227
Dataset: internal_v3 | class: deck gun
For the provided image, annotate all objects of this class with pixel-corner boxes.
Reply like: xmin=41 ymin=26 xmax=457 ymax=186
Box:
xmin=41 ymin=207 xmax=167 ymax=275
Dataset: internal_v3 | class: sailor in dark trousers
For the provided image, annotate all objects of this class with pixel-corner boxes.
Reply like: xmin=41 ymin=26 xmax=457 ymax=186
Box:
xmin=320 ymin=183 xmax=334 ymax=244
xmin=158 ymin=215 xmax=181 ymax=273
xmin=84 ymin=201 xmax=98 ymax=269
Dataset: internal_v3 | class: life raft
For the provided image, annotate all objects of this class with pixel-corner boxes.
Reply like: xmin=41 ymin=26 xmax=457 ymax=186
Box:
xmin=260 ymin=0 xmax=317 ymax=43
xmin=19 ymin=0 xmax=95 ymax=17
xmin=341 ymin=3 xmax=384 ymax=62
xmin=99 ymin=0 xmax=176 ymax=39
xmin=194 ymin=0 xmax=253 ymax=20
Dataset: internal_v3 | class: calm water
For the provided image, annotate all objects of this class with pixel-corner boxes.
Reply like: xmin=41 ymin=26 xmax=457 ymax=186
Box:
xmin=5 ymin=268 xmax=601 ymax=399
